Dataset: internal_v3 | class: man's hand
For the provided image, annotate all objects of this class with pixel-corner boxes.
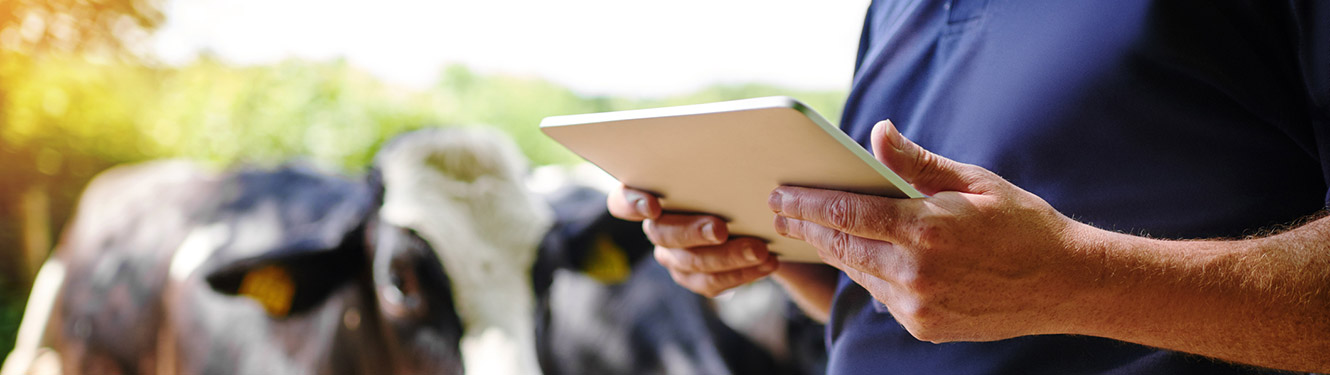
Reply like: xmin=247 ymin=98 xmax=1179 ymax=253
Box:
xmin=607 ymin=186 xmax=779 ymax=297
xmin=769 ymin=120 xmax=1096 ymax=342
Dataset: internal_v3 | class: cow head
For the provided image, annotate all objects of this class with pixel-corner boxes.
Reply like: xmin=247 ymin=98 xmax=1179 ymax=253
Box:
xmin=197 ymin=161 xmax=474 ymax=374
xmin=198 ymin=128 xmax=561 ymax=375
xmin=528 ymin=169 xmax=656 ymax=294
xmin=192 ymin=165 xmax=441 ymax=374
xmin=200 ymin=164 xmax=372 ymax=318
xmin=371 ymin=127 xmax=553 ymax=375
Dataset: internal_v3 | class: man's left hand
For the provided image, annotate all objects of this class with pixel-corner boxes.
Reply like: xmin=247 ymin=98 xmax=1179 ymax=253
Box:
xmin=769 ymin=120 xmax=1100 ymax=342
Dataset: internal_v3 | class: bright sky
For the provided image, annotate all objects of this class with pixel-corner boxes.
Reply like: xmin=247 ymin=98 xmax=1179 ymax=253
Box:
xmin=150 ymin=0 xmax=871 ymax=97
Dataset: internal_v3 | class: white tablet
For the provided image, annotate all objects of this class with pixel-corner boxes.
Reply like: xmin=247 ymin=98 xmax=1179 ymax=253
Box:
xmin=540 ymin=96 xmax=924 ymax=263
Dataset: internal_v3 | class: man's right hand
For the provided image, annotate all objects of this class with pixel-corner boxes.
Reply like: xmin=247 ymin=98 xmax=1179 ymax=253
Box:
xmin=607 ymin=186 xmax=779 ymax=297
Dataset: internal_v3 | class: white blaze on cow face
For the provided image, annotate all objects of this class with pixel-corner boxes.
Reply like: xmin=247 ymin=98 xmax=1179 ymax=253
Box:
xmin=376 ymin=128 xmax=552 ymax=375
xmin=169 ymin=223 xmax=233 ymax=282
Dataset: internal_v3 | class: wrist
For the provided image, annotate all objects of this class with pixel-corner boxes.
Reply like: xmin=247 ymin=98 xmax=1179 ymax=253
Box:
xmin=1045 ymin=220 xmax=1244 ymax=340
xmin=1040 ymin=219 xmax=1142 ymax=337
xmin=769 ymin=262 xmax=837 ymax=323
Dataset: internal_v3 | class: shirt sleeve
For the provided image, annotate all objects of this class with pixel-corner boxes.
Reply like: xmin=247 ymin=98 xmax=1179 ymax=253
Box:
xmin=1292 ymin=1 xmax=1330 ymax=205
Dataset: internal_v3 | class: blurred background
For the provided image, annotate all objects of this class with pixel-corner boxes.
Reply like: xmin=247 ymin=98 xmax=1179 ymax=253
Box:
xmin=0 ymin=0 xmax=867 ymax=359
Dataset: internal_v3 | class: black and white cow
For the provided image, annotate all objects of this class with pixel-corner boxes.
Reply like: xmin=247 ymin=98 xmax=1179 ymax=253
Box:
xmin=369 ymin=128 xmax=820 ymax=375
xmin=0 ymin=159 xmax=437 ymax=375
xmin=2 ymin=160 xmax=221 ymax=375
xmin=1 ymin=127 xmax=822 ymax=375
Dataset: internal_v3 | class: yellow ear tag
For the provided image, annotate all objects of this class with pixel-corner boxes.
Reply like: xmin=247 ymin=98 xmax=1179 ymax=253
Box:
xmin=238 ymin=265 xmax=295 ymax=317
xmin=582 ymin=233 xmax=632 ymax=284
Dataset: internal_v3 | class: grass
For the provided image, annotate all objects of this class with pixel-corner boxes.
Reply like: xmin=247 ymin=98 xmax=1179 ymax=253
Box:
xmin=0 ymin=281 xmax=25 ymax=365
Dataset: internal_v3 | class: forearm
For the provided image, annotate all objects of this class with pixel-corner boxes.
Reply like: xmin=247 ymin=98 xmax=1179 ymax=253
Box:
xmin=1063 ymin=214 xmax=1330 ymax=372
xmin=770 ymin=263 xmax=840 ymax=323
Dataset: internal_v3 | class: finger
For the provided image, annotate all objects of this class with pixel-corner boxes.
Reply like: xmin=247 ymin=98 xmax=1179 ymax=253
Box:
xmin=770 ymin=185 xmax=925 ymax=243
xmin=801 ymin=237 xmax=911 ymax=325
xmin=841 ymin=266 xmax=913 ymax=320
xmin=608 ymin=186 xmax=661 ymax=221
xmin=773 ymin=215 xmax=902 ymax=283
xmin=653 ymin=238 xmax=770 ymax=273
xmin=667 ymin=257 xmax=780 ymax=297
xmin=870 ymin=120 xmax=984 ymax=195
xmin=643 ymin=214 xmax=728 ymax=248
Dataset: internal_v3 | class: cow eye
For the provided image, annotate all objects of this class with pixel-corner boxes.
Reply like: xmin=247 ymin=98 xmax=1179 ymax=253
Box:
xmin=383 ymin=256 xmax=425 ymax=315
xmin=392 ymin=259 xmax=419 ymax=300
xmin=373 ymin=225 xmax=435 ymax=319
xmin=389 ymin=266 xmax=405 ymax=291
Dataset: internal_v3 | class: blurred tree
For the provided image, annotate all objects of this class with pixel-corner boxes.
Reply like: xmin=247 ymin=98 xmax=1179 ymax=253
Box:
xmin=0 ymin=0 xmax=164 ymax=56
xmin=0 ymin=0 xmax=167 ymax=353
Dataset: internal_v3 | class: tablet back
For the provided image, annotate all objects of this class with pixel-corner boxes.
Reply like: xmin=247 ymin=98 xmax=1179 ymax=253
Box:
xmin=541 ymin=96 xmax=923 ymax=263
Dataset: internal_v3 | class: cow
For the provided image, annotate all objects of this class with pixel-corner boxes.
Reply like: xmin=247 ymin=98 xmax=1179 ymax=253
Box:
xmin=528 ymin=167 xmax=785 ymax=375
xmin=368 ymin=128 xmax=819 ymax=375
xmin=2 ymin=127 xmax=821 ymax=375
xmin=0 ymin=159 xmax=423 ymax=375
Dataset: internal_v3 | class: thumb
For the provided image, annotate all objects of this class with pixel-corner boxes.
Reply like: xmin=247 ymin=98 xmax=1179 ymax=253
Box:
xmin=870 ymin=120 xmax=984 ymax=195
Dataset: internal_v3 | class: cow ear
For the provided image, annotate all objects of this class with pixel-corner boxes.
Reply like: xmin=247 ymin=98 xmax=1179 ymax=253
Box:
xmin=205 ymin=231 xmax=365 ymax=318
xmin=579 ymin=232 xmax=633 ymax=283
xmin=539 ymin=186 xmax=654 ymax=284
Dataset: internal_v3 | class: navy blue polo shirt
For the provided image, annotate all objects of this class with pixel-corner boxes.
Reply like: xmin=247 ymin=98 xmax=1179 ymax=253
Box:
xmin=831 ymin=1 xmax=1329 ymax=374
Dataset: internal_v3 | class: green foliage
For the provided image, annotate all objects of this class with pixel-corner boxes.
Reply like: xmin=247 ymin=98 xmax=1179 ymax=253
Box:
xmin=0 ymin=282 xmax=21 ymax=365
xmin=1 ymin=55 xmax=847 ymax=172
xmin=2 ymin=55 xmax=433 ymax=171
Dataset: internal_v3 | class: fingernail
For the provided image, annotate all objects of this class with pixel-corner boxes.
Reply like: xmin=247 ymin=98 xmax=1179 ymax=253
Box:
xmin=635 ymin=198 xmax=651 ymax=217
xmin=768 ymin=190 xmax=783 ymax=213
xmin=759 ymin=261 xmax=777 ymax=273
xmin=702 ymin=222 xmax=719 ymax=243
xmin=743 ymin=246 xmax=759 ymax=263
xmin=885 ymin=120 xmax=906 ymax=149
xmin=773 ymin=216 xmax=788 ymax=236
